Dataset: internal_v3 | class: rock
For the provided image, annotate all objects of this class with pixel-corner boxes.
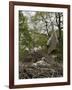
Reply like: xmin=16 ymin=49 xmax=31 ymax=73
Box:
xmin=23 ymin=54 xmax=33 ymax=63
xmin=31 ymin=59 xmax=50 ymax=68
xmin=19 ymin=62 xmax=25 ymax=73
xmin=47 ymin=31 xmax=58 ymax=54
xmin=44 ymin=55 xmax=55 ymax=64
xmin=31 ymin=63 xmax=37 ymax=67
xmin=41 ymin=57 xmax=46 ymax=61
